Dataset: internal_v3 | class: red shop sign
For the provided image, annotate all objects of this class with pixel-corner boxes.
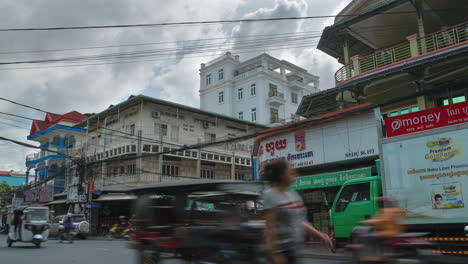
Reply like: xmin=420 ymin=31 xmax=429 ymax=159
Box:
xmin=384 ymin=101 xmax=468 ymax=137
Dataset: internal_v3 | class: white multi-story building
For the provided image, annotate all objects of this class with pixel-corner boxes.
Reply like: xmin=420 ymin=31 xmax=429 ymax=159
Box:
xmin=199 ymin=52 xmax=320 ymax=126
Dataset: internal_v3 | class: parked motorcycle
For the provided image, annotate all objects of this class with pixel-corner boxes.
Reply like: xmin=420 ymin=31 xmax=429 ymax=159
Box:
xmin=346 ymin=226 xmax=435 ymax=263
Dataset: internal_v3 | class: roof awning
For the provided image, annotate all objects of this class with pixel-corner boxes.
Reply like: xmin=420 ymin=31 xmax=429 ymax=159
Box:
xmin=46 ymin=199 xmax=67 ymax=205
xmin=94 ymin=194 xmax=137 ymax=201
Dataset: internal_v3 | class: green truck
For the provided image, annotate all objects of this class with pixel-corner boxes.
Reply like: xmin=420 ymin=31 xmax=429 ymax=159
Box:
xmin=330 ymin=176 xmax=382 ymax=246
xmin=330 ymin=124 xmax=468 ymax=249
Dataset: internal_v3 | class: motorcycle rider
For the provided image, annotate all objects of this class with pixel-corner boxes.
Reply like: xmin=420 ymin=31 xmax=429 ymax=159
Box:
xmin=359 ymin=196 xmax=404 ymax=258
xmin=362 ymin=197 xmax=404 ymax=238
xmin=63 ymin=213 xmax=74 ymax=236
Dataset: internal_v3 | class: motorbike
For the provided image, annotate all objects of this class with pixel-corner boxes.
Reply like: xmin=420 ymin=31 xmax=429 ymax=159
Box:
xmin=58 ymin=225 xmax=78 ymax=244
xmin=7 ymin=206 xmax=50 ymax=248
xmin=107 ymin=224 xmax=133 ymax=240
xmin=346 ymin=225 xmax=435 ymax=263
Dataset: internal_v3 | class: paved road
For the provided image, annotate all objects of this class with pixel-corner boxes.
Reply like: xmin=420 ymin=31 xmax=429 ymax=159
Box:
xmin=0 ymin=234 xmax=344 ymax=264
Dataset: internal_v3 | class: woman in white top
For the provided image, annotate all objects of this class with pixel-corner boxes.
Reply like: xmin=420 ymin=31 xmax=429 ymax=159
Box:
xmin=262 ymin=159 xmax=333 ymax=264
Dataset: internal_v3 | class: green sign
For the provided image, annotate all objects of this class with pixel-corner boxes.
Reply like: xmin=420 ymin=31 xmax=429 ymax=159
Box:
xmin=291 ymin=167 xmax=372 ymax=190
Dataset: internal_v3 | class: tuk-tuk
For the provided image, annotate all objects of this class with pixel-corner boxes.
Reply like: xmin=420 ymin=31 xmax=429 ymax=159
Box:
xmin=7 ymin=205 xmax=50 ymax=248
xmin=129 ymin=179 xmax=266 ymax=264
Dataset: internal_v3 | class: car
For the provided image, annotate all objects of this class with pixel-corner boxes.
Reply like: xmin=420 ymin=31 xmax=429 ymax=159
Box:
xmin=49 ymin=214 xmax=90 ymax=239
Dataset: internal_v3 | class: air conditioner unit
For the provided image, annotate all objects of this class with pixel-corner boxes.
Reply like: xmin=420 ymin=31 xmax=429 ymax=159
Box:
xmin=152 ymin=111 xmax=161 ymax=118
xmin=202 ymin=121 xmax=210 ymax=129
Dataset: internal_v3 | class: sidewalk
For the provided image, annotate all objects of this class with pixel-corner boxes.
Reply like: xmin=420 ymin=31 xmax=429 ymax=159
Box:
xmin=300 ymin=241 xmax=350 ymax=260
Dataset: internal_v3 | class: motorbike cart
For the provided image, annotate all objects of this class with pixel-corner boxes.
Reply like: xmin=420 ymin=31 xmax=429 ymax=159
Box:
xmin=7 ymin=206 xmax=50 ymax=248
xmin=129 ymin=179 xmax=267 ymax=264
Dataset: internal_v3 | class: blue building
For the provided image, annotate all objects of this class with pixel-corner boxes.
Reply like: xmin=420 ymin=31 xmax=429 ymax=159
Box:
xmin=25 ymin=111 xmax=88 ymax=195
xmin=0 ymin=171 xmax=25 ymax=187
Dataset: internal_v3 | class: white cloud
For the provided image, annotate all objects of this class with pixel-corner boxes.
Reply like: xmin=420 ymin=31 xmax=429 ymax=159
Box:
xmin=0 ymin=0 xmax=351 ymax=170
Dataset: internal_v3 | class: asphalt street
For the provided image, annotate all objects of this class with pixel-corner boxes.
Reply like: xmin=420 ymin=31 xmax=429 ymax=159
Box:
xmin=0 ymin=234 xmax=345 ymax=264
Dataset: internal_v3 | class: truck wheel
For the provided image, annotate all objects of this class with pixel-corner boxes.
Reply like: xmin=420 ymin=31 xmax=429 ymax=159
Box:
xmin=7 ymin=238 xmax=13 ymax=247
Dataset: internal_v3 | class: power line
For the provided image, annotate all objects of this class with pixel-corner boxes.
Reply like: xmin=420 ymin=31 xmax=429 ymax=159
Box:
xmin=0 ymin=30 xmax=322 ymax=55
xmin=0 ymin=11 xmax=432 ymax=32
xmin=0 ymin=42 xmax=318 ymax=70
xmin=0 ymin=34 xmax=319 ymax=66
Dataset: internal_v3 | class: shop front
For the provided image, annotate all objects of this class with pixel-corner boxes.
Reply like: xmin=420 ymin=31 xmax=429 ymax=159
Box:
xmin=252 ymin=105 xmax=381 ymax=234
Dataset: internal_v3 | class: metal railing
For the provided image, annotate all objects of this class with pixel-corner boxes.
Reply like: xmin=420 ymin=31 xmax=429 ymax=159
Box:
xmin=334 ymin=21 xmax=468 ymax=84
xmin=269 ymin=91 xmax=285 ymax=98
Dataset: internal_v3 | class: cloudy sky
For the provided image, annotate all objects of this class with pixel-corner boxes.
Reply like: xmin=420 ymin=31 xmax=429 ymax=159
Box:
xmin=0 ymin=0 xmax=350 ymax=171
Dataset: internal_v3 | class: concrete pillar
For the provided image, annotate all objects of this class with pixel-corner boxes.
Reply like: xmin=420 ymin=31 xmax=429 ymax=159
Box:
xmin=59 ymin=135 xmax=65 ymax=154
xmin=196 ymin=151 xmax=201 ymax=178
xmin=406 ymin=34 xmax=420 ymax=57
xmin=416 ymin=0 xmax=427 ymax=53
xmin=350 ymin=55 xmax=361 ymax=75
xmin=343 ymin=39 xmax=350 ymax=64
xmin=34 ymin=168 xmax=39 ymax=182
xmin=280 ymin=65 xmax=286 ymax=77
xmin=44 ymin=165 xmax=49 ymax=180
xmin=231 ymin=152 xmax=236 ymax=180
xmin=25 ymin=171 xmax=30 ymax=184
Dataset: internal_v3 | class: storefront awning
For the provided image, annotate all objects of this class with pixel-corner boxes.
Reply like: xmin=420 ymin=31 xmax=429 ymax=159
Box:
xmin=94 ymin=194 xmax=137 ymax=201
xmin=46 ymin=199 xmax=67 ymax=205
xmin=291 ymin=167 xmax=372 ymax=190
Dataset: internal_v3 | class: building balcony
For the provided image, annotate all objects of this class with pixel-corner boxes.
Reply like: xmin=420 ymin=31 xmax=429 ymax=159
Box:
xmin=268 ymin=91 xmax=286 ymax=106
xmin=334 ymin=22 xmax=468 ymax=86
xmin=270 ymin=118 xmax=286 ymax=125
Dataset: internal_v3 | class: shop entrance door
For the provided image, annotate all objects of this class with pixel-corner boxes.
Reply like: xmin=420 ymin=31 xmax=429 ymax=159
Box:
xmin=333 ymin=182 xmax=374 ymax=239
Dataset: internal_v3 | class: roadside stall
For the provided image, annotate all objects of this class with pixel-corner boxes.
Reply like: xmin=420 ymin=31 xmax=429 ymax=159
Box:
xmin=252 ymin=104 xmax=381 ymax=233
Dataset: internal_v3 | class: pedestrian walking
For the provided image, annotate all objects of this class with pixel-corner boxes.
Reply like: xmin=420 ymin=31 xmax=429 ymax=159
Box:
xmin=262 ymin=159 xmax=333 ymax=264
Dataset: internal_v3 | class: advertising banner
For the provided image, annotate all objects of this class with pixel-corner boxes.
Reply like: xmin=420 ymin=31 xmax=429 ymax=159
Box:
xmin=382 ymin=128 xmax=468 ymax=223
xmin=384 ymin=101 xmax=468 ymax=137
xmin=256 ymin=110 xmax=379 ymax=169
xmin=39 ymin=186 xmax=54 ymax=203
xmin=24 ymin=185 xmax=54 ymax=203
xmin=291 ymin=167 xmax=372 ymax=190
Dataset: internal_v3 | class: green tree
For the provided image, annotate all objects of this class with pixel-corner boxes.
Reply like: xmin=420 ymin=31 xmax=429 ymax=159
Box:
xmin=0 ymin=181 xmax=14 ymax=208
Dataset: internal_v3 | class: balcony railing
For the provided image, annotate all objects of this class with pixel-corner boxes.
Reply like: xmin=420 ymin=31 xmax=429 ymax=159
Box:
xmin=335 ymin=21 xmax=468 ymax=84
xmin=269 ymin=91 xmax=285 ymax=98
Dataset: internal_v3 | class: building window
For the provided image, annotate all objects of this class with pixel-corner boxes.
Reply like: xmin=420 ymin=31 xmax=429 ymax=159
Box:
xmin=235 ymin=172 xmax=245 ymax=180
xmin=162 ymin=164 xmax=179 ymax=177
xmin=270 ymin=108 xmax=279 ymax=123
xmin=442 ymin=95 xmax=466 ymax=106
xmin=251 ymin=83 xmax=256 ymax=96
xmin=218 ymin=91 xmax=224 ymax=104
xmin=204 ymin=133 xmax=216 ymax=143
xmin=130 ymin=124 xmax=135 ymax=136
xmin=269 ymin=83 xmax=278 ymax=97
xmin=218 ymin=69 xmax=224 ymax=80
xmin=155 ymin=123 xmax=168 ymax=137
xmin=206 ymin=74 xmax=211 ymax=86
xmin=201 ymin=168 xmax=214 ymax=179
xmin=127 ymin=164 xmax=136 ymax=175
xmin=383 ymin=105 xmax=420 ymax=118
xmin=238 ymin=111 xmax=244 ymax=120
xmin=238 ymin=88 xmax=243 ymax=100
xmin=251 ymin=108 xmax=257 ymax=122
xmin=291 ymin=92 xmax=298 ymax=104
